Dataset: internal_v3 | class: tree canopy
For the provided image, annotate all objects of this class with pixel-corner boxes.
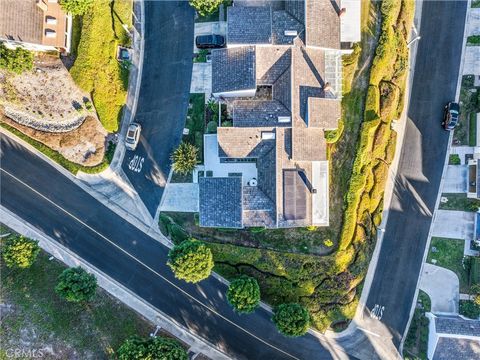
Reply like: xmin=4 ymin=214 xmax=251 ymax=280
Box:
xmin=0 ymin=43 xmax=33 ymax=74
xmin=226 ymin=275 xmax=261 ymax=313
xmin=272 ymin=303 xmax=310 ymax=337
xmin=189 ymin=0 xmax=223 ymax=17
xmin=117 ymin=336 xmax=188 ymax=360
xmin=167 ymin=239 xmax=213 ymax=283
xmin=59 ymin=0 xmax=93 ymax=16
xmin=55 ymin=266 xmax=97 ymax=302
xmin=1 ymin=235 xmax=40 ymax=269
xmin=171 ymin=142 xmax=198 ymax=175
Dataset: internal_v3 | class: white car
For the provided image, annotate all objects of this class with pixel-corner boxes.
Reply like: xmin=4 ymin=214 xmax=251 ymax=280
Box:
xmin=125 ymin=123 xmax=141 ymax=151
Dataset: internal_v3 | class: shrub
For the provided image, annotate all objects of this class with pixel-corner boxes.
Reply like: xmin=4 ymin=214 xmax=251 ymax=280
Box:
xmin=1 ymin=236 xmax=40 ymax=268
xmin=449 ymin=154 xmax=461 ymax=165
xmin=189 ymin=0 xmax=223 ymax=17
xmin=467 ymin=35 xmax=480 ymax=46
xmin=471 ymin=284 xmax=480 ymax=306
xmin=0 ymin=43 xmax=33 ymax=74
xmin=323 ymin=239 xmax=334 ymax=247
xmin=167 ymin=239 xmax=213 ymax=283
xmin=226 ymin=276 xmax=261 ymax=313
xmin=460 ymin=300 xmax=480 ymax=319
xmin=55 ymin=266 xmax=97 ymax=302
xmin=171 ymin=142 xmax=198 ymax=175
xmin=272 ymin=303 xmax=310 ymax=337
xmin=206 ymin=120 xmax=218 ymax=133
xmin=117 ymin=336 xmax=188 ymax=360
xmin=59 ymin=0 xmax=93 ymax=16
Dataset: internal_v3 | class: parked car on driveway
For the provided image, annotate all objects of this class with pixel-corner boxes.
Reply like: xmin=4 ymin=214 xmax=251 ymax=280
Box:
xmin=125 ymin=123 xmax=141 ymax=151
xmin=442 ymin=102 xmax=460 ymax=131
xmin=195 ymin=34 xmax=225 ymax=49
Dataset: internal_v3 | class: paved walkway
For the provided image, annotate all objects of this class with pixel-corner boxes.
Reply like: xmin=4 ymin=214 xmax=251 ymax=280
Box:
xmin=443 ymin=165 xmax=468 ymax=193
xmin=467 ymin=8 xmax=480 ymax=36
xmin=191 ymin=63 xmax=212 ymax=94
xmin=431 ymin=210 xmax=475 ymax=240
xmin=419 ymin=263 xmax=459 ymax=314
xmin=160 ymin=183 xmax=199 ymax=212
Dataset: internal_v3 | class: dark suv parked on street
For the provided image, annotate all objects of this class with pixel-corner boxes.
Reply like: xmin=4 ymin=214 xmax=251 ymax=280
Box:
xmin=442 ymin=102 xmax=460 ymax=131
xmin=195 ymin=34 xmax=225 ymax=49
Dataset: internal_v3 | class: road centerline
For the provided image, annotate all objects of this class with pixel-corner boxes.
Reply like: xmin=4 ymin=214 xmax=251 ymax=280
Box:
xmin=0 ymin=167 xmax=299 ymax=360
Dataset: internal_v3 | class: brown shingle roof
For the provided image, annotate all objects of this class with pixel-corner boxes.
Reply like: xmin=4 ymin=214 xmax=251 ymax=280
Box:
xmin=307 ymin=98 xmax=341 ymax=129
xmin=0 ymin=0 xmax=43 ymax=45
xmin=217 ymin=127 xmax=276 ymax=158
xmin=0 ymin=0 xmax=68 ymax=50
xmin=305 ymin=0 xmax=340 ymax=49
xmin=292 ymin=128 xmax=327 ymax=161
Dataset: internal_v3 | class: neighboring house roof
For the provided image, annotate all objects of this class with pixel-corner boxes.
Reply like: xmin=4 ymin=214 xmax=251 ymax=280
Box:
xmin=0 ymin=0 xmax=69 ymax=50
xmin=433 ymin=338 xmax=480 ymax=360
xmin=435 ymin=316 xmax=480 ymax=336
xmin=227 ymin=6 xmax=272 ymax=45
xmin=199 ymin=177 xmax=243 ymax=228
xmin=0 ymin=0 xmax=43 ymax=45
xmin=212 ymin=47 xmax=256 ymax=94
xmin=305 ymin=0 xmax=340 ymax=49
xmin=428 ymin=315 xmax=480 ymax=360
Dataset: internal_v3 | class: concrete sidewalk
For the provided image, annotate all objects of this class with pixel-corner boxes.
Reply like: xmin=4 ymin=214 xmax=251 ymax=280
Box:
xmin=419 ymin=263 xmax=459 ymax=314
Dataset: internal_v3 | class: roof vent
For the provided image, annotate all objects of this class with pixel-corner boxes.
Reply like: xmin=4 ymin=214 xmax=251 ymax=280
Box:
xmin=278 ymin=116 xmax=291 ymax=123
xmin=248 ymin=178 xmax=258 ymax=187
xmin=323 ymin=82 xmax=332 ymax=92
xmin=284 ymin=30 xmax=298 ymax=37
xmin=338 ymin=8 xmax=347 ymax=17
xmin=45 ymin=29 xmax=56 ymax=38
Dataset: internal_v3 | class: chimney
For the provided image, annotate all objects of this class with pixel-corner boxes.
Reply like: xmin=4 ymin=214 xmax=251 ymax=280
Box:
xmin=338 ymin=8 xmax=347 ymax=17
xmin=323 ymin=82 xmax=332 ymax=92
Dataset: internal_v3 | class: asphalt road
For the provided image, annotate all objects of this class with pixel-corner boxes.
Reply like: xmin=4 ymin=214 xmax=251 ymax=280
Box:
xmin=1 ymin=136 xmax=352 ymax=360
xmin=364 ymin=0 xmax=467 ymax=347
xmin=121 ymin=1 xmax=194 ymax=216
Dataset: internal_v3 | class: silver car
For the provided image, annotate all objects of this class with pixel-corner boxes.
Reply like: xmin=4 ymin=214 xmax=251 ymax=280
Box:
xmin=125 ymin=123 xmax=141 ymax=151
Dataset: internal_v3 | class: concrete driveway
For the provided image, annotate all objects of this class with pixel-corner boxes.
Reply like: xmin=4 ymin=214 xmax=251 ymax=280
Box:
xmin=191 ymin=63 xmax=212 ymax=94
xmin=431 ymin=210 xmax=475 ymax=240
xmin=420 ymin=263 xmax=459 ymax=314
xmin=443 ymin=165 xmax=467 ymax=193
xmin=160 ymin=183 xmax=199 ymax=212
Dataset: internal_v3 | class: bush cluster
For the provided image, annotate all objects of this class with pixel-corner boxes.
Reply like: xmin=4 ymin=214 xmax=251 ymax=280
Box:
xmin=117 ymin=336 xmax=187 ymax=360
xmin=0 ymin=43 xmax=33 ymax=74
xmin=167 ymin=239 xmax=213 ymax=283
xmin=226 ymin=275 xmax=261 ymax=313
xmin=1 ymin=235 xmax=40 ymax=268
xmin=55 ymin=266 xmax=97 ymax=302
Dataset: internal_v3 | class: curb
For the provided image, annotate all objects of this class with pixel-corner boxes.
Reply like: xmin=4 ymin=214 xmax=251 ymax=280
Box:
xmin=0 ymin=206 xmax=230 ymax=360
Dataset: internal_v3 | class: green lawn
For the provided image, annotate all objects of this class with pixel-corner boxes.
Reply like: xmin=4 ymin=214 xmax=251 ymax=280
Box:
xmin=473 ymin=0 xmax=480 ymax=8
xmin=470 ymin=112 xmax=477 ymax=146
xmin=454 ymin=76 xmax=480 ymax=145
xmin=439 ymin=193 xmax=480 ymax=212
xmin=0 ymin=235 xmax=151 ymax=358
xmin=70 ymin=0 xmax=132 ymax=132
xmin=449 ymin=154 xmax=461 ymax=165
xmin=467 ymin=35 xmax=480 ymax=46
xmin=184 ymin=94 xmax=206 ymax=162
xmin=427 ymin=237 xmax=470 ymax=292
